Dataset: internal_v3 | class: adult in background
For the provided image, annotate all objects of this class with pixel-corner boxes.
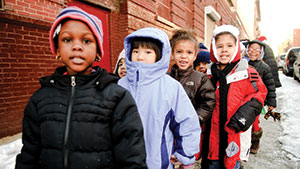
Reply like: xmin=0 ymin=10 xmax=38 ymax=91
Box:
xmin=257 ymin=36 xmax=282 ymax=87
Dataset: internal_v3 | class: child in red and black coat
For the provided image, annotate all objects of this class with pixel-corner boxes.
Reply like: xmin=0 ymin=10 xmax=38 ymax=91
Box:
xmin=201 ymin=25 xmax=267 ymax=169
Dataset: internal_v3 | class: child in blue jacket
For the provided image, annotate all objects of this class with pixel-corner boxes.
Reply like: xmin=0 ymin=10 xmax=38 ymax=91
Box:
xmin=118 ymin=27 xmax=201 ymax=169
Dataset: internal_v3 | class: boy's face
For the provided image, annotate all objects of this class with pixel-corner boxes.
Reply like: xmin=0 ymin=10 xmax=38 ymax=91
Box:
xmin=216 ymin=34 xmax=236 ymax=65
xmin=248 ymin=43 xmax=261 ymax=61
xmin=56 ymin=20 xmax=99 ymax=75
xmin=131 ymin=45 xmax=156 ymax=64
xmin=173 ymin=40 xmax=196 ymax=70
xmin=117 ymin=58 xmax=127 ymax=78
xmin=195 ymin=62 xmax=209 ymax=72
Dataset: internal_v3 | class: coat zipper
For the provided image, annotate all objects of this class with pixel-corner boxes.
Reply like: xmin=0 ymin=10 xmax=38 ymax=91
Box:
xmin=135 ymin=70 xmax=139 ymax=101
xmin=64 ymin=76 xmax=76 ymax=169
xmin=136 ymin=70 xmax=139 ymax=82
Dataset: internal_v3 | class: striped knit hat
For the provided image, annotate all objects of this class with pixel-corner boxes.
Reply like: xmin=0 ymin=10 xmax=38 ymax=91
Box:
xmin=49 ymin=6 xmax=104 ymax=58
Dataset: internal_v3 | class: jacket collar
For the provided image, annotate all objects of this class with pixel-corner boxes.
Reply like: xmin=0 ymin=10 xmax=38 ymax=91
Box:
xmin=40 ymin=66 xmax=118 ymax=89
xmin=170 ymin=64 xmax=194 ymax=81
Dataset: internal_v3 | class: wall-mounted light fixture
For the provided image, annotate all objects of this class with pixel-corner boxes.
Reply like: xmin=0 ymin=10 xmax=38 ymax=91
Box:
xmin=205 ymin=6 xmax=221 ymax=22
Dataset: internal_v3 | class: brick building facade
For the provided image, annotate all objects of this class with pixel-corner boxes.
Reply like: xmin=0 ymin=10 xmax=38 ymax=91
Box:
xmin=293 ymin=29 xmax=300 ymax=47
xmin=0 ymin=0 xmax=251 ymax=138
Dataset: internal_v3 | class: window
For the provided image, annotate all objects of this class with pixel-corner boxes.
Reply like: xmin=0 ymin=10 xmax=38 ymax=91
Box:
xmin=157 ymin=0 xmax=170 ymax=20
xmin=0 ymin=0 xmax=4 ymax=11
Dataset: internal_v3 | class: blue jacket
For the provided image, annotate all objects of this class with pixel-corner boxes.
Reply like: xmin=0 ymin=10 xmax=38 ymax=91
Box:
xmin=118 ymin=27 xmax=201 ymax=169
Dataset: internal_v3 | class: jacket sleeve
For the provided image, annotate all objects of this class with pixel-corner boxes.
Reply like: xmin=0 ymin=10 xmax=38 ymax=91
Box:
xmin=171 ymin=85 xmax=201 ymax=165
xmin=196 ymin=75 xmax=216 ymax=123
xmin=262 ymin=64 xmax=277 ymax=107
xmin=228 ymin=68 xmax=268 ymax=133
xmin=111 ymin=89 xmax=147 ymax=169
xmin=263 ymin=45 xmax=282 ymax=87
xmin=228 ymin=98 xmax=263 ymax=133
xmin=15 ymin=98 xmax=41 ymax=169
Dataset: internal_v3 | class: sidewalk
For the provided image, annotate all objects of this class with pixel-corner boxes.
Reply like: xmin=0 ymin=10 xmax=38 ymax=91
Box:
xmin=0 ymin=133 xmax=21 ymax=146
xmin=242 ymin=116 xmax=297 ymax=169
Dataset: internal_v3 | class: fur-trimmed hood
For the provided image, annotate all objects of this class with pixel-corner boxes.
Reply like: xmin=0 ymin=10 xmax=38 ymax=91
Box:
xmin=210 ymin=25 xmax=241 ymax=64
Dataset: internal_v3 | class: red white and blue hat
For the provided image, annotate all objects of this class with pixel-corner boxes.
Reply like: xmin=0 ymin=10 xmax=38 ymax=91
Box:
xmin=49 ymin=6 xmax=104 ymax=58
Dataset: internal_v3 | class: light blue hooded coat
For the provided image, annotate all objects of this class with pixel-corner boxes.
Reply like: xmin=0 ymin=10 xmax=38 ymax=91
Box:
xmin=118 ymin=27 xmax=201 ymax=169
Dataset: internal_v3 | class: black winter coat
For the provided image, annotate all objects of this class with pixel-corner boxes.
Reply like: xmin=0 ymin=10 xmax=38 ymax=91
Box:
xmin=15 ymin=66 xmax=147 ymax=169
xmin=249 ymin=60 xmax=277 ymax=107
xmin=263 ymin=44 xmax=282 ymax=88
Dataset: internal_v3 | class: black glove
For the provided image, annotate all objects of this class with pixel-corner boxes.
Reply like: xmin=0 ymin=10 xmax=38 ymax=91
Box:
xmin=264 ymin=111 xmax=281 ymax=121
xmin=228 ymin=98 xmax=262 ymax=133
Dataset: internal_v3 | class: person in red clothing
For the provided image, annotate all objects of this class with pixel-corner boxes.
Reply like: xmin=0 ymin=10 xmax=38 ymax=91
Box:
xmin=201 ymin=25 xmax=268 ymax=169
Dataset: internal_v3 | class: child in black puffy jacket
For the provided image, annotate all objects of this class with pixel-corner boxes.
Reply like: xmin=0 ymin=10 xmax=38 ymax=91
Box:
xmin=15 ymin=7 xmax=147 ymax=169
xmin=246 ymin=40 xmax=277 ymax=154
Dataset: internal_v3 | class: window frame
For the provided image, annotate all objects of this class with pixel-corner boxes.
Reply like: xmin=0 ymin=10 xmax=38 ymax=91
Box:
xmin=0 ymin=0 xmax=5 ymax=11
xmin=157 ymin=0 xmax=170 ymax=21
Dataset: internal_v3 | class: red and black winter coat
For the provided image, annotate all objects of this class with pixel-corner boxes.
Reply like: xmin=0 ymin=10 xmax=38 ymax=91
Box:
xmin=201 ymin=25 xmax=268 ymax=169
xmin=15 ymin=66 xmax=147 ymax=169
xmin=205 ymin=60 xmax=267 ymax=169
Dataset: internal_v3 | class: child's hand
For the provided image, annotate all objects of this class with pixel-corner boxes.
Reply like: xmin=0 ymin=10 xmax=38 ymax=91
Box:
xmin=170 ymin=155 xmax=195 ymax=169
xmin=264 ymin=110 xmax=281 ymax=121
xmin=170 ymin=155 xmax=182 ymax=165
xmin=181 ymin=164 xmax=195 ymax=169
xmin=268 ymin=106 xmax=274 ymax=112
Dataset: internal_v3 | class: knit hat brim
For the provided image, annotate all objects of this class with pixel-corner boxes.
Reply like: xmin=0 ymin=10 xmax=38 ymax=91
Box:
xmin=49 ymin=6 xmax=104 ymax=58
xmin=194 ymin=50 xmax=211 ymax=68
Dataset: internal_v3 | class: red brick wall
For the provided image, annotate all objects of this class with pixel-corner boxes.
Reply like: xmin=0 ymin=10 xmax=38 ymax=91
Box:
xmin=293 ymin=29 xmax=300 ymax=47
xmin=0 ymin=0 xmax=64 ymax=138
xmin=0 ymin=20 xmax=63 ymax=138
xmin=109 ymin=1 xmax=129 ymax=72
xmin=3 ymin=0 xmax=64 ymax=22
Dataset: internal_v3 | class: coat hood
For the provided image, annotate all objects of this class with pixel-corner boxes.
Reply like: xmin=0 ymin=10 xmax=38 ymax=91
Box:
xmin=123 ymin=27 xmax=171 ymax=85
xmin=113 ymin=49 xmax=126 ymax=76
xmin=210 ymin=25 xmax=241 ymax=64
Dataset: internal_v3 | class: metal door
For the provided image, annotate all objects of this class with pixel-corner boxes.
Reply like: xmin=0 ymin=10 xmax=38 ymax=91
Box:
xmin=68 ymin=1 xmax=111 ymax=72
